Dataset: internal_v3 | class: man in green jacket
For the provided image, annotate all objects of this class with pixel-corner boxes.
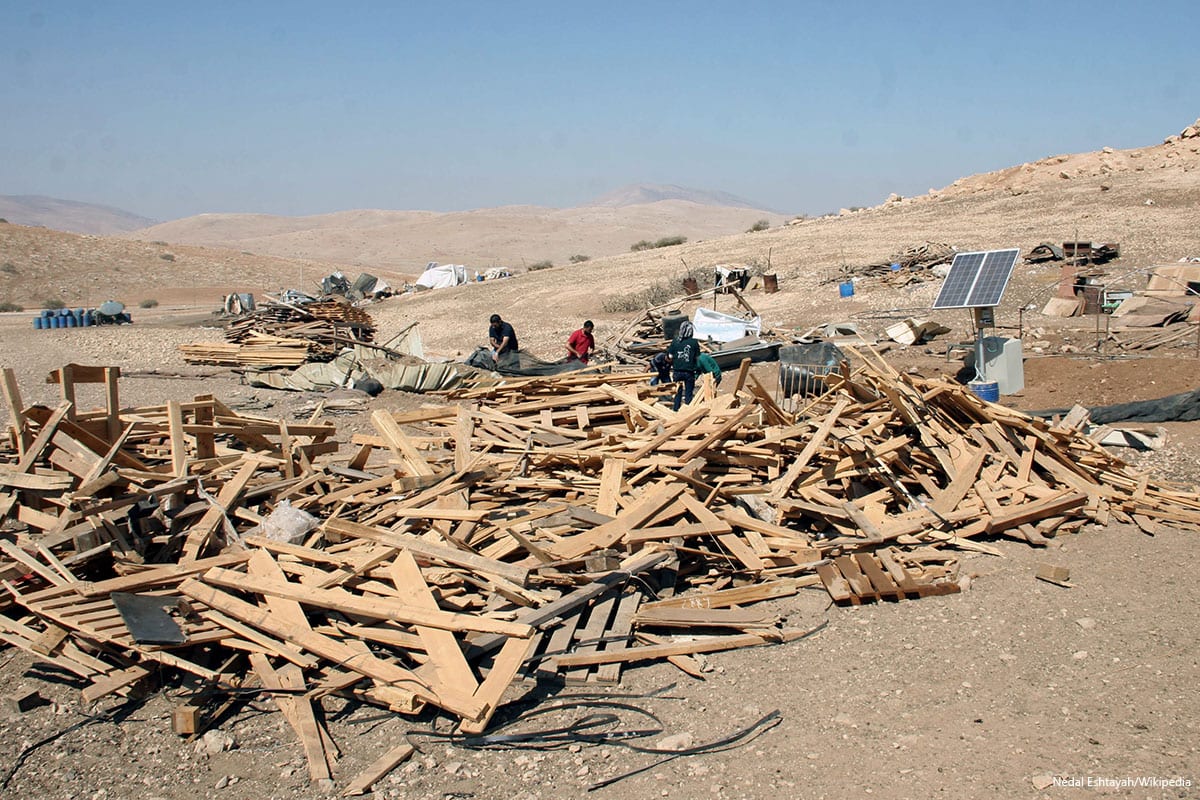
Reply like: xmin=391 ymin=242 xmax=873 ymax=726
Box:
xmin=697 ymin=352 xmax=722 ymax=387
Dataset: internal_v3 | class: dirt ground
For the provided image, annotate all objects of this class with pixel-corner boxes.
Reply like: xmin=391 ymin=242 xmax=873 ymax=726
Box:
xmin=0 ymin=300 xmax=1197 ymax=800
xmin=0 ymin=125 xmax=1197 ymax=799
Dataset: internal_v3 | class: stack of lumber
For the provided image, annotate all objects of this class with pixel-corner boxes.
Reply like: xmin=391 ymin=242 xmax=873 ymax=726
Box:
xmin=178 ymin=333 xmax=311 ymax=367
xmin=1 ymin=356 xmax=1198 ymax=792
xmin=180 ymin=300 xmax=376 ymax=366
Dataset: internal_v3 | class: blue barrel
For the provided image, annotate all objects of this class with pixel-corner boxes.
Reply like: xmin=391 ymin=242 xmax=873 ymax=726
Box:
xmin=890 ymin=262 xmax=901 ymax=271
xmin=73 ymin=308 xmax=84 ymax=325
xmin=968 ymin=380 xmax=1000 ymax=403
xmin=41 ymin=309 xmax=53 ymax=319
xmin=33 ymin=317 xmax=43 ymax=330
xmin=838 ymin=281 xmax=855 ymax=298
xmin=50 ymin=315 xmax=59 ymax=328
xmin=83 ymin=310 xmax=94 ymax=326
xmin=66 ymin=315 xmax=76 ymax=327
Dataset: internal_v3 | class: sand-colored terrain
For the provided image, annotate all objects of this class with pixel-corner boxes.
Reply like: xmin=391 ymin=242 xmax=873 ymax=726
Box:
xmin=0 ymin=121 xmax=1198 ymax=800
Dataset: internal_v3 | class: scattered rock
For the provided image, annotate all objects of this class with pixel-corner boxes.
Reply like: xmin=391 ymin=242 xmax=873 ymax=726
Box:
xmin=1031 ymin=774 xmax=1055 ymax=789
xmin=200 ymin=729 xmax=235 ymax=756
xmin=657 ymin=732 xmax=695 ymax=751
xmin=1075 ymin=617 xmax=1097 ymax=630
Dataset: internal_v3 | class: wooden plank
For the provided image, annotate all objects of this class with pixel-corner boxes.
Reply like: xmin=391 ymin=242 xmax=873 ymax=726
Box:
xmin=341 ymin=742 xmax=415 ymax=796
xmin=627 ymin=405 xmax=710 ymax=462
xmin=595 ymin=589 xmax=643 ymax=684
xmin=389 ymin=550 xmax=480 ymax=704
xmin=770 ymin=397 xmax=849 ymax=498
xmin=677 ymin=405 xmax=754 ymax=463
xmin=13 ymin=403 xmax=73 ymax=474
xmin=81 ymin=664 xmax=152 ymax=704
xmin=167 ymin=400 xmax=188 ymax=477
xmin=457 ymin=632 xmax=541 ymax=735
xmin=77 ymin=551 xmax=251 ymax=597
xmin=929 ymin=448 xmax=986 ymax=516
xmin=596 ymin=457 xmax=625 ymax=517
xmin=324 ymin=518 xmax=529 ymax=587
xmin=178 ymin=578 xmax=432 ymax=694
xmin=854 ymin=553 xmax=900 ymax=598
xmin=551 ymin=482 xmax=685 ymax=560
xmin=180 ymin=459 xmax=259 ymax=561
xmin=370 ymin=410 xmax=435 ymax=476
xmin=640 ymin=576 xmax=819 ymax=610
xmin=249 ymin=652 xmax=331 ymax=782
xmin=200 ymin=567 xmax=534 ymax=638
xmin=816 ymin=562 xmax=854 ymax=603
xmin=467 ymin=549 xmax=671 ymax=656
xmin=2 ymin=367 xmax=31 ymax=455
xmin=563 ymin=592 xmax=618 ymax=684
xmin=554 ymin=632 xmax=772 ymax=669
xmin=834 ymin=555 xmax=875 ymax=599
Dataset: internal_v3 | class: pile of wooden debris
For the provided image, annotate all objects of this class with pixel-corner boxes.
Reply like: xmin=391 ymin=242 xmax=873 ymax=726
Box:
xmin=832 ymin=241 xmax=957 ymax=285
xmin=180 ymin=299 xmax=376 ymax=367
xmin=1 ymin=355 xmax=1197 ymax=792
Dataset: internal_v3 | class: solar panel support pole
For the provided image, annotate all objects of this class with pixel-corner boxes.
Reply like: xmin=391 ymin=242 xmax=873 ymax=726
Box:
xmin=973 ymin=307 xmax=993 ymax=382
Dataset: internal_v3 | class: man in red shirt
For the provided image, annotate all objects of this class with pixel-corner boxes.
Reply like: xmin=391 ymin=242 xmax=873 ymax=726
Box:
xmin=566 ymin=320 xmax=595 ymax=364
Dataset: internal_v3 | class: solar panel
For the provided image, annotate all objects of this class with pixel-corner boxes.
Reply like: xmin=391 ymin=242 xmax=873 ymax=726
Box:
xmin=932 ymin=248 xmax=1020 ymax=309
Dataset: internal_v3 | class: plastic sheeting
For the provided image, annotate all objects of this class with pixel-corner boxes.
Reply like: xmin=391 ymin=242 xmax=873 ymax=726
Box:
xmin=464 ymin=346 xmax=592 ymax=377
xmin=245 ymin=349 xmax=483 ymax=393
xmin=692 ymin=307 xmax=762 ymax=343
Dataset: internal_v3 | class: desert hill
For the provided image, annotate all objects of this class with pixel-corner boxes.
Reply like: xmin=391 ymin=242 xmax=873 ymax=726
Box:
xmin=372 ymin=120 xmax=1200 ymax=359
xmin=587 ymin=183 xmax=774 ymax=210
xmin=128 ymin=200 xmax=788 ymax=271
xmin=0 ymin=221 xmax=410 ymax=310
xmin=3 ymin=118 xmax=1197 ymax=338
xmin=0 ymin=194 xmax=156 ymax=236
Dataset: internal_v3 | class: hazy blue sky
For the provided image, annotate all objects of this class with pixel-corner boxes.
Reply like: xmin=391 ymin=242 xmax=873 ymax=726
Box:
xmin=2 ymin=1 xmax=1196 ymax=221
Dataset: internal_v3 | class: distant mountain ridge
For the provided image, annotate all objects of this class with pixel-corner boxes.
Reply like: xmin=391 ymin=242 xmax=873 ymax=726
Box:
xmin=587 ymin=183 xmax=778 ymax=212
xmin=0 ymin=195 xmax=156 ymax=236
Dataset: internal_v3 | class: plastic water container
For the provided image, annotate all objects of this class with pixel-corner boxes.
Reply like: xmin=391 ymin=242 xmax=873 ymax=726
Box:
xmin=74 ymin=308 xmax=85 ymax=325
xmin=968 ymin=380 xmax=1000 ymax=403
xmin=661 ymin=312 xmax=687 ymax=340
xmin=33 ymin=317 xmax=43 ymax=330
xmin=83 ymin=310 xmax=94 ymax=326
xmin=890 ymin=262 xmax=901 ymax=271
xmin=40 ymin=309 xmax=53 ymax=320
xmin=838 ymin=281 xmax=855 ymax=298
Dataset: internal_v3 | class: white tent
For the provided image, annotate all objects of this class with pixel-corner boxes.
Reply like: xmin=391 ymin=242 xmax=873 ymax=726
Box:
xmin=414 ymin=263 xmax=469 ymax=290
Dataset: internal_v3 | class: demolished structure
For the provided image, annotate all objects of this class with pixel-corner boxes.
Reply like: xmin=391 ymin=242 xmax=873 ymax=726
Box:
xmin=0 ymin=355 xmax=1197 ymax=792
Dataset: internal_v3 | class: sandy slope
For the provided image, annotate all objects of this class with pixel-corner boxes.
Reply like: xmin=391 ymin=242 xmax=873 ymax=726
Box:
xmin=128 ymin=201 xmax=789 ymax=270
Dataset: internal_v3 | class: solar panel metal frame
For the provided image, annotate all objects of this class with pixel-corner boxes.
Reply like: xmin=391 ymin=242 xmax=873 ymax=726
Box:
xmin=931 ymin=248 xmax=1020 ymax=309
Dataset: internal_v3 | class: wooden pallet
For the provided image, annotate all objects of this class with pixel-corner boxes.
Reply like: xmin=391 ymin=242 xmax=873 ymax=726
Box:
xmin=534 ymin=586 xmax=642 ymax=685
xmin=816 ymin=548 xmax=960 ymax=605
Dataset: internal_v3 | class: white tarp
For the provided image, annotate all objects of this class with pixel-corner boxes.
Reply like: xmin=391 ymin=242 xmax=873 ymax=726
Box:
xmin=692 ymin=307 xmax=762 ymax=343
xmin=414 ymin=263 xmax=468 ymax=290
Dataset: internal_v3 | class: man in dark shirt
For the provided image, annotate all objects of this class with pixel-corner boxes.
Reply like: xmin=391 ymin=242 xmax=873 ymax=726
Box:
xmin=566 ymin=320 xmax=595 ymax=364
xmin=667 ymin=321 xmax=699 ymax=410
xmin=649 ymin=351 xmax=672 ymax=386
xmin=488 ymin=314 xmax=519 ymax=370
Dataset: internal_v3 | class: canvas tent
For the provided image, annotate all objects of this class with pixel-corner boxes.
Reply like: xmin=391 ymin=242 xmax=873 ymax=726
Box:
xmin=415 ymin=263 xmax=469 ymax=290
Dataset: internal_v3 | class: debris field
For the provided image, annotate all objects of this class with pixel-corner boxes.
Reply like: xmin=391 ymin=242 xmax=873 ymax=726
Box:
xmin=0 ymin=353 xmax=1197 ymax=793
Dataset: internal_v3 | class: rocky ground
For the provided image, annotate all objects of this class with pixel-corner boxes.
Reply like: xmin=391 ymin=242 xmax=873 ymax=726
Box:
xmin=0 ymin=296 xmax=1196 ymax=800
xmin=0 ymin=123 xmax=1197 ymax=799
